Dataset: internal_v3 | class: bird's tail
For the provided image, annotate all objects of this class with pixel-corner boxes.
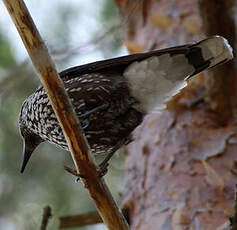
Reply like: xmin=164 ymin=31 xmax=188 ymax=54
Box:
xmin=187 ymin=36 xmax=233 ymax=78
xmin=124 ymin=36 xmax=233 ymax=112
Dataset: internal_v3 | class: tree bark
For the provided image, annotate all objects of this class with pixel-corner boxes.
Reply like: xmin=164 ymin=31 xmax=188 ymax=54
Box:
xmin=115 ymin=0 xmax=237 ymax=229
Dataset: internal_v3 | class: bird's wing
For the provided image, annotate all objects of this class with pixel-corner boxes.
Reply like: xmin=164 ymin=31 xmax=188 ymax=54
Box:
xmin=59 ymin=36 xmax=233 ymax=80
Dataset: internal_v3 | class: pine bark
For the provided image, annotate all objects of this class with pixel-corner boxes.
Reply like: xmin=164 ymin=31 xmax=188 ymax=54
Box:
xmin=115 ymin=0 xmax=237 ymax=229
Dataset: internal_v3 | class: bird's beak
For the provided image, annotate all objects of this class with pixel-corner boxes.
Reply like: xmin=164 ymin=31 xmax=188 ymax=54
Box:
xmin=20 ymin=140 xmax=34 ymax=173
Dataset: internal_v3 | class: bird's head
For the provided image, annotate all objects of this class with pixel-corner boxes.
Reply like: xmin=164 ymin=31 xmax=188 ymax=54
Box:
xmin=19 ymin=100 xmax=43 ymax=173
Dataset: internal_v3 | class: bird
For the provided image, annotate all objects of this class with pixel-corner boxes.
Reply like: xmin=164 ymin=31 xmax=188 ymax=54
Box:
xmin=19 ymin=36 xmax=233 ymax=173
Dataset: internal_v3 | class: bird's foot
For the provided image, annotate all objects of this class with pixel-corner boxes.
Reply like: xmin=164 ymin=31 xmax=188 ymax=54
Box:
xmin=97 ymin=162 xmax=109 ymax=177
xmin=96 ymin=148 xmax=117 ymax=177
xmin=64 ymin=165 xmax=108 ymax=180
xmin=64 ymin=166 xmax=86 ymax=182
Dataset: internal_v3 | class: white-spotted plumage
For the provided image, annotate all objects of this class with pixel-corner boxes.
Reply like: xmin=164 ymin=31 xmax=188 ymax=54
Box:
xmin=19 ymin=36 xmax=233 ymax=173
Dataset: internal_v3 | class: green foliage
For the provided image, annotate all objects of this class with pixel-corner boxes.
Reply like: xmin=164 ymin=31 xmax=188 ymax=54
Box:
xmin=0 ymin=33 xmax=15 ymax=68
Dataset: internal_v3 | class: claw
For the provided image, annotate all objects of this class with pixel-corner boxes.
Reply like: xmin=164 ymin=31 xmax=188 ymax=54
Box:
xmin=97 ymin=142 xmax=122 ymax=175
xmin=97 ymin=163 xmax=109 ymax=177
xmin=64 ymin=166 xmax=86 ymax=181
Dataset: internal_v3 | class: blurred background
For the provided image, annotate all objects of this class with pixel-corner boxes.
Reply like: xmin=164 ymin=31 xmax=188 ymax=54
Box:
xmin=0 ymin=0 xmax=127 ymax=229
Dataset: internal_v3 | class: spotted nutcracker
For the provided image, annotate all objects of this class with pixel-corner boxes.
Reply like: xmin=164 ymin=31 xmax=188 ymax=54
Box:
xmin=19 ymin=36 xmax=233 ymax=173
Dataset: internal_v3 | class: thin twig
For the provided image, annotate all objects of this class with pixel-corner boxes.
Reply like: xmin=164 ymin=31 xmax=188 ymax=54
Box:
xmin=59 ymin=208 xmax=130 ymax=229
xmin=59 ymin=211 xmax=103 ymax=229
xmin=40 ymin=206 xmax=52 ymax=230
xmin=2 ymin=1 xmax=129 ymax=229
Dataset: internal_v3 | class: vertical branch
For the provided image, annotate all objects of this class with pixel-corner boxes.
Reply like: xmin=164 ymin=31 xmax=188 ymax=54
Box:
xmin=2 ymin=1 xmax=129 ymax=229
xmin=199 ymin=0 xmax=237 ymax=122
xmin=40 ymin=206 xmax=52 ymax=230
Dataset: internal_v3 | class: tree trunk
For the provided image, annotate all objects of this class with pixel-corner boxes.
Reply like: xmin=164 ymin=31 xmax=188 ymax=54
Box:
xmin=114 ymin=0 xmax=237 ymax=229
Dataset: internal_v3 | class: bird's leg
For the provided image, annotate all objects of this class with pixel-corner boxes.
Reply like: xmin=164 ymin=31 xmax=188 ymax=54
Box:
xmin=97 ymin=143 xmax=121 ymax=176
xmin=64 ymin=166 xmax=86 ymax=181
xmin=97 ymin=167 xmax=108 ymax=177
xmin=65 ymin=165 xmax=108 ymax=179
xmin=97 ymin=154 xmax=113 ymax=177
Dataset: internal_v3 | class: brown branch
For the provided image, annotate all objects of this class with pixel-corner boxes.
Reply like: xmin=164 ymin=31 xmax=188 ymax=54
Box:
xmin=199 ymin=0 xmax=237 ymax=122
xmin=2 ymin=1 xmax=129 ymax=229
xmin=59 ymin=211 xmax=103 ymax=229
xmin=59 ymin=208 xmax=130 ymax=229
xmin=40 ymin=206 xmax=52 ymax=230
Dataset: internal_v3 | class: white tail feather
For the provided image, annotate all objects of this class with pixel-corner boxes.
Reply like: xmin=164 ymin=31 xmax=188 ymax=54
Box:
xmin=124 ymin=36 xmax=233 ymax=113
